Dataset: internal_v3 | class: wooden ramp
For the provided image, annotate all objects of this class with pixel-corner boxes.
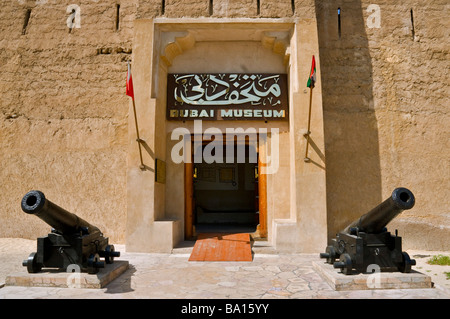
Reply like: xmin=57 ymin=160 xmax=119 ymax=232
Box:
xmin=188 ymin=233 xmax=253 ymax=261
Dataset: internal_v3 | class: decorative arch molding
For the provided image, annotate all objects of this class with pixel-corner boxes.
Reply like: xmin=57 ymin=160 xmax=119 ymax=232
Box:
xmin=156 ymin=19 xmax=293 ymax=69
xmin=160 ymin=31 xmax=196 ymax=67
xmin=261 ymin=32 xmax=291 ymax=66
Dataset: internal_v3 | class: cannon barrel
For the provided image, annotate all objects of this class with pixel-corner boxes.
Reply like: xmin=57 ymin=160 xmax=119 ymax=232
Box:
xmin=21 ymin=190 xmax=100 ymax=235
xmin=343 ymin=187 xmax=415 ymax=234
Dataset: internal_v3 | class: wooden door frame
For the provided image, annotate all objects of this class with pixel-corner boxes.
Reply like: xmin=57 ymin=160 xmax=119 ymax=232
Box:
xmin=184 ymin=160 xmax=195 ymax=239
xmin=257 ymin=154 xmax=267 ymax=238
xmin=184 ymin=134 xmax=268 ymax=239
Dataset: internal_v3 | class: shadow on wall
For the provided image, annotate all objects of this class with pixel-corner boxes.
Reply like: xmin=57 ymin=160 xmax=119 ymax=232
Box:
xmin=315 ymin=0 xmax=382 ymax=241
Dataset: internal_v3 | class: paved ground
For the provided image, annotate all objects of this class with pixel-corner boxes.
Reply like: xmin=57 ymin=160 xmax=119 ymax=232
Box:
xmin=0 ymin=238 xmax=449 ymax=299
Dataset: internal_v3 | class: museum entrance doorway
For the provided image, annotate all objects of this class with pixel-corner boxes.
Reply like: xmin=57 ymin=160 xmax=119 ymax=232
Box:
xmin=184 ymin=135 xmax=267 ymax=239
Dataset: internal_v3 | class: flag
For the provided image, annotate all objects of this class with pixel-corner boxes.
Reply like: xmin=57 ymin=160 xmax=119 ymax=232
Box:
xmin=306 ymin=55 xmax=316 ymax=88
xmin=126 ymin=61 xmax=134 ymax=100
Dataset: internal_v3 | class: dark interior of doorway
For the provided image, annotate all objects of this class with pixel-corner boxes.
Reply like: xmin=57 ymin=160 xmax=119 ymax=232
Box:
xmin=193 ymin=144 xmax=259 ymax=233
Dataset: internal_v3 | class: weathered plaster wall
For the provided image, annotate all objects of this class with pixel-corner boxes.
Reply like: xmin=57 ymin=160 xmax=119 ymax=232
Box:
xmin=0 ymin=0 xmax=138 ymax=243
xmin=366 ymin=1 xmax=449 ymax=250
xmin=316 ymin=0 xmax=449 ymax=250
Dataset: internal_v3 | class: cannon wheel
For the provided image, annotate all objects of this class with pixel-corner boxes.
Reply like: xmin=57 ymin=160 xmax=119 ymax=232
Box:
xmin=23 ymin=252 xmax=42 ymax=273
xmin=398 ymin=252 xmax=414 ymax=273
xmin=325 ymin=246 xmax=337 ymax=264
xmin=87 ymin=253 xmax=101 ymax=274
xmin=104 ymin=245 xmax=116 ymax=264
xmin=339 ymin=253 xmax=353 ymax=275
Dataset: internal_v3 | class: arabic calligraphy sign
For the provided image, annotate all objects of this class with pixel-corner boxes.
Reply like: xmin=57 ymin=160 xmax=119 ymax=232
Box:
xmin=167 ymin=73 xmax=288 ymax=121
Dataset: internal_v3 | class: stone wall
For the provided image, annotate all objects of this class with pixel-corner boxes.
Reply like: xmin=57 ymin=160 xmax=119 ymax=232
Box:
xmin=316 ymin=0 xmax=449 ymax=250
xmin=0 ymin=0 xmax=138 ymax=243
xmin=368 ymin=1 xmax=449 ymax=251
xmin=0 ymin=0 xmax=448 ymax=249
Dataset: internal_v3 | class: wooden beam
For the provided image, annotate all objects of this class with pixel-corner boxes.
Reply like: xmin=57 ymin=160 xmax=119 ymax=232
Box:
xmin=258 ymin=155 xmax=268 ymax=238
xmin=184 ymin=161 xmax=194 ymax=239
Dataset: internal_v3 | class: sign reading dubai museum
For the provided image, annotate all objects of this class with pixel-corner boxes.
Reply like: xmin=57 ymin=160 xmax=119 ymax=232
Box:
xmin=167 ymin=74 xmax=288 ymax=121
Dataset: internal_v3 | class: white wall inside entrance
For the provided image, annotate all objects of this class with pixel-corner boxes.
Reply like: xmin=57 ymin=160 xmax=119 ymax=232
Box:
xmin=169 ymin=41 xmax=285 ymax=74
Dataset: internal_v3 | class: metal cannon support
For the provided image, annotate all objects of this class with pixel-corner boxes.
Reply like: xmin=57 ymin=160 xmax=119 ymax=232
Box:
xmin=21 ymin=190 xmax=120 ymax=274
xmin=320 ymin=187 xmax=416 ymax=275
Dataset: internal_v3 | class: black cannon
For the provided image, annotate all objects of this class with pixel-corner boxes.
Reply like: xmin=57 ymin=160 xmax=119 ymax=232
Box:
xmin=320 ymin=187 xmax=416 ymax=275
xmin=21 ymin=190 xmax=120 ymax=274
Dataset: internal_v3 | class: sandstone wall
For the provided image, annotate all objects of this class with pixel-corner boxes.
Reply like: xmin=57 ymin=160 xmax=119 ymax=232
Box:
xmin=0 ymin=0 xmax=138 ymax=243
xmin=316 ymin=0 xmax=449 ymax=250
xmin=368 ymin=1 xmax=449 ymax=250
xmin=1 ymin=0 xmax=448 ymax=249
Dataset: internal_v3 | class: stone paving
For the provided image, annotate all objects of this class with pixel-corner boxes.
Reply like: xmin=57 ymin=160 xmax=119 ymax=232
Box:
xmin=0 ymin=238 xmax=449 ymax=299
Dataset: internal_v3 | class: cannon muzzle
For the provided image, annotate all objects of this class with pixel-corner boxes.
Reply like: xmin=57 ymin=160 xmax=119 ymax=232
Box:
xmin=344 ymin=187 xmax=415 ymax=234
xmin=21 ymin=190 xmax=100 ymax=235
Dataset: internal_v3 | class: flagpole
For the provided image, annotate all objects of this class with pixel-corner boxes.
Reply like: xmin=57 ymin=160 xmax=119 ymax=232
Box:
xmin=304 ymin=55 xmax=316 ymax=163
xmin=127 ymin=61 xmax=145 ymax=170
xmin=132 ymin=97 xmax=145 ymax=170
xmin=304 ymin=85 xmax=313 ymax=162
